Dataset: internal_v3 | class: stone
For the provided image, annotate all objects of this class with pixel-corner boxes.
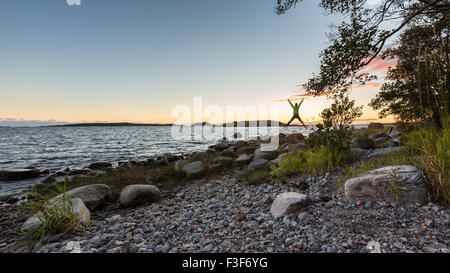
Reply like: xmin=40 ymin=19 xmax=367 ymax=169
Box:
xmin=64 ymin=241 xmax=82 ymax=253
xmin=22 ymin=198 xmax=90 ymax=233
xmin=119 ymin=185 xmax=160 ymax=207
xmin=269 ymin=153 xmax=291 ymax=167
xmin=234 ymin=154 xmax=252 ymax=165
xmin=88 ymin=162 xmax=112 ymax=170
xmin=233 ymin=132 xmax=243 ymax=139
xmin=118 ymin=161 xmax=133 ymax=169
xmin=219 ymin=149 xmax=236 ymax=158
xmin=183 ymin=161 xmax=204 ymax=178
xmin=213 ymin=156 xmax=234 ymax=167
xmin=156 ymin=157 xmax=169 ymax=166
xmin=233 ymin=140 xmax=247 ymax=149
xmin=364 ymin=146 xmax=405 ymax=158
xmin=282 ymin=143 xmax=307 ymax=153
xmin=248 ymin=159 xmax=269 ymax=171
xmin=270 ymin=192 xmax=312 ymax=219
xmin=351 ymin=136 xmax=375 ymax=149
xmin=297 ymin=212 xmax=308 ymax=223
xmin=174 ymin=159 xmax=188 ymax=172
xmin=209 ymin=164 xmax=223 ymax=172
xmin=254 ymin=147 xmax=279 ymax=161
xmin=368 ymin=122 xmax=384 ymax=129
xmin=345 ymin=165 xmax=428 ymax=203
xmin=163 ymin=153 xmax=180 ymax=162
xmin=0 ymin=169 xmax=41 ymax=181
xmin=387 ymin=126 xmax=401 ymax=138
xmin=210 ymin=141 xmax=231 ymax=151
xmin=68 ymin=168 xmax=91 ymax=176
xmin=53 ymin=184 xmax=112 ymax=211
xmin=351 ymin=148 xmax=370 ymax=158
xmin=371 ymin=133 xmax=389 ymax=140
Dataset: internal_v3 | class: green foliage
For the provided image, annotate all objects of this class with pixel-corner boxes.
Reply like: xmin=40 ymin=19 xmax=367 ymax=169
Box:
xmin=337 ymin=160 xmax=376 ymax=189
xmin=21 ymin=183 xmax=86 ymax=243
xmin=275 ymin=1 xmax=448 ymax=98
xmin=271 ymin=145 xmax=351 ymax=180
xmin=34 ymin=165 xmax=185 ymax=200
xmin=370 ymin=23 xmax=449 ymax=127
xmin=389 ymin=169 xmax=407 ymax=201
xmin=306 ymin=93 xmax=361 ymax=167
xmin=238 ymin=169 xmax=271 ymax=185
xmin=413 ymin=124 xmax=450 ymax=204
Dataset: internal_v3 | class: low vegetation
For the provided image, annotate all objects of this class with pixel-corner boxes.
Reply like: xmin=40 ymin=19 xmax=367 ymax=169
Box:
xmin=238 ymin=169 xmax=271 ymax=185
xmin=34 ymin=165 xmax=185 ymax=200
xmin=22 ymin=183 xmax=87 ymax=243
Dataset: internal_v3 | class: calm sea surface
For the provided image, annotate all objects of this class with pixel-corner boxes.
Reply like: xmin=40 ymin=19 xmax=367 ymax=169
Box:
xmin=0 ymin=125 xmax=366 ymax=196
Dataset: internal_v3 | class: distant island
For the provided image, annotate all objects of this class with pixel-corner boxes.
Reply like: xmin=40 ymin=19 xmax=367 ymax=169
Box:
xmin=46 ymin=120 xmax=290 ymax=127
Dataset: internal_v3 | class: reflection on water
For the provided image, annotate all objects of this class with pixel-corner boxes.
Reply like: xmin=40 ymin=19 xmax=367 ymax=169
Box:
xmin=0 ymin=125 xmax=369 ymax=196
xmin=0 ymin=126 xmax=314 ymax=171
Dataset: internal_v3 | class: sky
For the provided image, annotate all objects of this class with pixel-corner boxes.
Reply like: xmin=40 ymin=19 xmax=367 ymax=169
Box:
xmin=0 ymin=0 xmax=393 ymax=126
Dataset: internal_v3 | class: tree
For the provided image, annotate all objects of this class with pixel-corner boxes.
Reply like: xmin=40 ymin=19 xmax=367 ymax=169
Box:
xmin=307 ymin=93 xmax=362 ymax=163
xmin=369 ymin=21 xmax=449 ymax=127
xmin=275 ymin=0 xmax=450 ymax=96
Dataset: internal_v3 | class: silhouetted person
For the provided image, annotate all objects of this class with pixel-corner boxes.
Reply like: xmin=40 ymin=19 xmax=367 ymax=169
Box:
xmin=286 ymin=98 xmax=306 ymax=127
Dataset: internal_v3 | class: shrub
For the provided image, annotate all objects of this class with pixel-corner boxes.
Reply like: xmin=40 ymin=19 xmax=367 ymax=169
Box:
xmin=238 ymin=169 xmax=271 ymax=185
xmin=336 ymin=160 xmax=376 ymax=188
xmin=22 ymin=183 xmax=87 ymax=242
xmin=414 ymin=125 xmax=449 ymax=204
xmin=271 ymin=146 xmax=352 ymax=181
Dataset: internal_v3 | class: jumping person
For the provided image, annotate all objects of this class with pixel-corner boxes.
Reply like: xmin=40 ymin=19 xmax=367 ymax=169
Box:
xmin=286 ymin=98 xmax=307 ymax=127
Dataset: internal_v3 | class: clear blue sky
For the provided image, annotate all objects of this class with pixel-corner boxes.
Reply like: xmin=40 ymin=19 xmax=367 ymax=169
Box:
xmin=0 ymin=0 xmax=388 ymax=125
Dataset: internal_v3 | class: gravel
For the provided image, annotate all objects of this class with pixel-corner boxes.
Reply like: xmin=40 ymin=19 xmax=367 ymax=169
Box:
xmin=1 ymin=169 xmax=449 ymax=253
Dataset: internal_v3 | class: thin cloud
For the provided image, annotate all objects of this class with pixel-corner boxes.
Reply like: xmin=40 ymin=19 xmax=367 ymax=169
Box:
xmin=365 ymin=57 xmax=397 ymax=73
xmin=352 ymin=82 xmax=381 ymax=89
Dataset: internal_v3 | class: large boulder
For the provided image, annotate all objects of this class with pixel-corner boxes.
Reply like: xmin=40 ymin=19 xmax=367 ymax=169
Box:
xmin=351 ymin=136 xmax=375 ymax=149
xmin=174 ymin=159 xmax=188 ymax=172
xmin=0 ymin=169 xmax=41 ymax=181
xmin=53 ymin=184 xmax=112 ymax=211
xmin=368 ymin=122 xmax=384 ymax=129
xmin=345 ymin=165 xmax=428 ymax=203
xmin=282 ymin=143 xmax=307 ymax=153
xmin=365 ymin=146 xmax=405 ymax=158
xmin=387 ymin=126 xmax=401 ymax=138
xmin=270 ymin=192 xmax=312 ymax=219
xmin=233 ymin=140 xmax=248 ymax=149
xmin=248 ymin=159 xmax=269 ymax=171
xmin=119 ymin=184 xmax=160 ymax=207
xmin=351 ymin=148 xmax=370 ymax=158
xmin=22 ymin=198 xmax=90 ymax=233
xmin=156 ymin=156 xmax=169 ymax=166
xmin=219 ymin=149 xmax=236 ymax=158
xmin=213 ymin=156 xmax=234 ymax=167
xmin=88 ymin=162 xmax=112 ymax=170
xmin=183 ymin=161 xmax=204 ymax=178
xmin=163 ymin=153 xmax=180 ymax=163
xmin=68 ymin=168 xmax=92 ymax=176
xmin=270 ymin=153 xmax=291 ymax=167
xmin=371 ymin=133 xmax=389 ymax=140
xmin=254 ymin=147 xmax=279 ymax=161
xmin=210 ymin=141 xmax=231 ymax=151
xmin=234 ymin=154 xmax=252 ymax=165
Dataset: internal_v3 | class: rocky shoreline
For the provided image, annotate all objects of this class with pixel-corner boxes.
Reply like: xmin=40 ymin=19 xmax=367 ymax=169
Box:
xmin=0 ymin=125 xmax=449 ymax=253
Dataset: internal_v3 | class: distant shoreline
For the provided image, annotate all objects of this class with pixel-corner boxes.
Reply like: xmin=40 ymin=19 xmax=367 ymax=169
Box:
xmin=45 ymin=121 xmax=291 ymax=127
xmin=0 ymin=121 xmax=396 ymax=128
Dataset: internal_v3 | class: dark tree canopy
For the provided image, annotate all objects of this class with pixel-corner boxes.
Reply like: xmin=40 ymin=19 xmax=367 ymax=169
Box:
xmin=369 ymin=21 xmax=449 ymax=125
xmin=275 ymin=0 xmax=450 ymax=96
